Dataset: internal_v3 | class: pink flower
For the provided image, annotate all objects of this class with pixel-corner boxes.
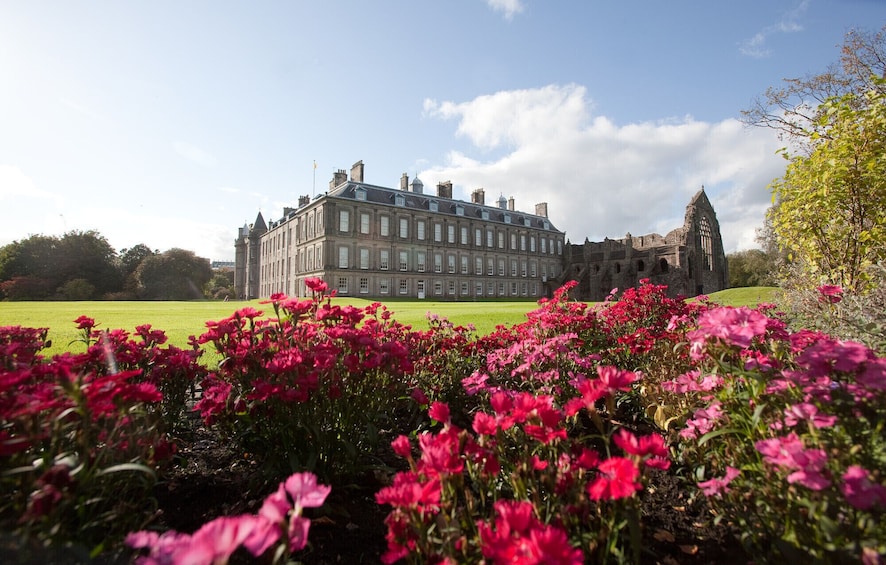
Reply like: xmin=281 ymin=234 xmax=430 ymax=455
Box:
xmin=817 ymin=284 xmax=843 ymax=303
xmin=587 ymin=457 xmax=642 ymax=501
xmin=410 ymin=387 xmax=429 ymax=405
xmin=679 ymin=402 xmax=723 ymax=440
xmin=756 ymin=434 xmax=831 ymax=490
xmin=692 ymin=306 xmax=769 ymax=349
xmin=756 ymin=433 xmax=805 ymax=469
xmin=783 ymin=402 xmax=837 ymax=429
xmin=857 ymin=358 xmax=886 ymax=392
xmin=841 ymin=466 xmax=886 ymax=511
xmin=284 ymin=472 xmax=331 ymax=513
xmin=375 ymin=473 xmax=442 ymax=510
xmin=697 ymin=466 xmax=741 ymax=497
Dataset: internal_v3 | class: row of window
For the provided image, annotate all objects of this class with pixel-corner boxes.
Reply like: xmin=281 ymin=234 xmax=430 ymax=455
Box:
xmin=356 ymin=187 xmax=547 ymax=228
xmin=336 ymin=247 xmax=560 ymax=279
xmin=335 ymin=276 xmax=540 ymax=298
xmin=338 ymin=209 xmax=562 ymax=255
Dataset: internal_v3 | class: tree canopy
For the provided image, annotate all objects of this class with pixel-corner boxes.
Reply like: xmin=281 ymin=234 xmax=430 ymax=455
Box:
xmin=0 ymin=233 xmax=217 ymax=301
xmin=769 ymin=86 xmax=886 ymax=292
xmin=747 ymin=26 xmax=886 ymax=293
xmin=135 ymin=248 xmax=213 ymax=300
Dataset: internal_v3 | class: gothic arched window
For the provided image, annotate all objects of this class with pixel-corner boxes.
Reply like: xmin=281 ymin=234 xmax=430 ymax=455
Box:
xmin=699 ymin=217 xmax=714 ymax=271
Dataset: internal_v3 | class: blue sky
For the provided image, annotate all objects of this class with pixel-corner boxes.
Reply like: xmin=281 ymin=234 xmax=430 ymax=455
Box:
xmin=2 ymin=0 xmax=883 ymax=262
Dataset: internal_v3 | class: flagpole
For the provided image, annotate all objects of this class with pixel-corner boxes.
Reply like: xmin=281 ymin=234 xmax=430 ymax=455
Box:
xmin=312 ymin=160 xmax=316 ymax=198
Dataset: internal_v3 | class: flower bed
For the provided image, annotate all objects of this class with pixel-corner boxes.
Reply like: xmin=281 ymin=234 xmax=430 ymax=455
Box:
xmin=1 ymin=279 xmax=883 ymax=563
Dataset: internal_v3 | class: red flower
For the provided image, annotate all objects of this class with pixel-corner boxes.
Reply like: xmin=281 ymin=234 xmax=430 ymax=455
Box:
xmin=587 ymin=457 xmax=641 ymax=501
xmin=73 ymin=315 xmax=95 ymax=330
xmin=428 ymin=401 xmax=450 ymax=424
xmin=305 ymin=277 xmax=328 ymax=293
xmin=596 ymin=365 xmax=638 ymax=393
xmin=613 ymin=428 xmax=670 ymax=469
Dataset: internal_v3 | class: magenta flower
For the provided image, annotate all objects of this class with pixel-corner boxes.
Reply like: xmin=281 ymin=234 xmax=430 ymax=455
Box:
xmin=817 ymin=284 xmax=843 ymax=303
xmin=679 ymin=402 xmax=723 ymax=440
xmin=613 ymin=428 xmax=671 ymax=470
xmin=305 ymin=277 xmax=328 ymax=293
xmin=428 ymin=401 xmax=451 ymax=424
xmin=697 ymin=466 xmax=741 ymax=497
xmin=73 ymin=315 xmax=95 ymax=330
xmin=841 ymin=466 xmax=886 ymax=510
xmin=756 ymin=434 xmax=831 ymax=490
xmin=596 ymin=365 xmax=639 ymax=393
xmin=783 ymin=402 xmax=837 ymax=429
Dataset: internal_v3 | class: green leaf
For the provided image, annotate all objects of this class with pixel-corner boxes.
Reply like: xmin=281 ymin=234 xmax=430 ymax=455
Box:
xmin=95 ymin=463 xmax=156 ymax=479
xmin=698 ymin=427 xmax=741 ymax=447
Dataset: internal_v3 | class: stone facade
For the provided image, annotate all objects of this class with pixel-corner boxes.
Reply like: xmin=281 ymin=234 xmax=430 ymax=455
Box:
xmin=234 ymin=161 xmax=728 ymax=301
xmin=561 ymin=189 xmax=728 ymax=301
xmin=235 ymin=161 xmax=566 ymax=300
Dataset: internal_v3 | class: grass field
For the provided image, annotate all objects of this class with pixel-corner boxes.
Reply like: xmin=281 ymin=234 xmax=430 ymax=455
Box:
xmin=0 ymin=287 xmax=780 ymax=358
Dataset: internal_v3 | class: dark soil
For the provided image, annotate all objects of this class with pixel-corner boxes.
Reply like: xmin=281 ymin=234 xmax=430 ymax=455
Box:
xmin=150 ymin=418 xmax=750 ymax=565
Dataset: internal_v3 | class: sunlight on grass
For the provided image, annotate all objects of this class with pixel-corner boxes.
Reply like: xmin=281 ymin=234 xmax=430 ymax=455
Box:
xmin=0 ymin=288 xmax=780 ymax=358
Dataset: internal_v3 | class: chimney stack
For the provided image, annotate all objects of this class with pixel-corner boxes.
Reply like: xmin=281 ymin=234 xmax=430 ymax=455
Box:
xmin=535 ymin=202 xmax=548 ymax=218
xmin=508 ymin=196 xmax=515 ymax=211
xmin=400 ymin=173 xmax=409 ymax=191
xmin=349 ymin=160 xmax=364 ymax=182
xmin=298 ymin=195 xmax=310 ymax=207
xmin=471 ymin=188 xmax=485 ymax=205
xmin=437 ymin=181 xmax=453 ymax=199
xmin=330 ymin=169 xmax=347 ymax=189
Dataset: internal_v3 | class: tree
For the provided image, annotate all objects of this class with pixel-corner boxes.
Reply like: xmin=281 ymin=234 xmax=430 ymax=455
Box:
xmin=726 ymin=249 xmax=777 ymax=288
xmin=54 ymin=230 xmax=121 ymax=297
xmin=0 ymin=235 xmax=57 ymax=299
xmin=0 ymin=231 xmax=119 ymax=300
xmin=743 ymin=26 xmax=886 ymax=151
xmin=118 ymin=244 xmax=157 ymax=295
xmin=746 ymin=26 xmax=886 ymax=292
xmin=204 ymin=270 xmax=235 ymax=300
xmin=769 ymin=86 xmax=886 ymax=292
xmin=135 ymin=248 xmax=213 ymax=300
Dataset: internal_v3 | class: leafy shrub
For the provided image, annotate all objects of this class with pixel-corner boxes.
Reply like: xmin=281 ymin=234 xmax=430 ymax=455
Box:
xmin=665 ymin=304 xmax=886 ymax=561
xmin=0 ymin=321 xmax=178 ymax=556
xmin=195 ymin=278 xmax=416 ymax=483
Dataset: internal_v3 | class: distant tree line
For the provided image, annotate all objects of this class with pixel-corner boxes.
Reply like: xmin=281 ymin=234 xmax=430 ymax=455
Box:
xmin=0 ymin=231 xmax=234 ymax=301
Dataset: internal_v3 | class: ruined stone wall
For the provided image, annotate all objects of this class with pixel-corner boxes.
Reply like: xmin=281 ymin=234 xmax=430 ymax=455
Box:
xmin=562 ymin=190 xmax=727 ymax=301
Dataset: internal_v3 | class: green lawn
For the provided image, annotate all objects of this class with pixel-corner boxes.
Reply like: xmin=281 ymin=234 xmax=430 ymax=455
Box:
xmin=0 ymin=298 xmax=541 ymax=358
xmin=0 ymin=287 xmax=780 ymax=358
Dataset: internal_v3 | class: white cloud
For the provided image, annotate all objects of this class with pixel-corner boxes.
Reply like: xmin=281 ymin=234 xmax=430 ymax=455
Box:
xmin=420 ymin=85 xmax=785 ymax=254
xmin=484 ymin=0 xmax=524 ymax=20
xmin=173 ymin=141 xmax=218 ymax=167
xmin=739 ymin=0 xmax=809 ymax=58
xmin=0 ymin=164 xmax=51 ymax=201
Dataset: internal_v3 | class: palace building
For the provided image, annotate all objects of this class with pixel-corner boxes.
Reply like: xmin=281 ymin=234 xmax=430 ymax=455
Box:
xmin=234 ymin=160 xmax=728 ymax=302
xmin=235 ymin=161 xmax=566 ymax=300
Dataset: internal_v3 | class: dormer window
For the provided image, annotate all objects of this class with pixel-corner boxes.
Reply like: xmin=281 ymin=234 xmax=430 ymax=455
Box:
xmin=543 ymin=220 xmax=549 ymax=230
xmin=523 ymin=218 xmax=531 ymax=227
xmin=355 ymin=187 xmax=367 ymax=201
xmin=395 ymin=193 xmax=405 ymax=206
xmin=481 ymin=210 xmax=489 ymax=220
xmin=504 ymin=214 xmax=511 ymax=224
xmin=456 ymin=205 xmax=464 ymax=216
xmin=429 ymin=200 xmax=438 ymax=212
